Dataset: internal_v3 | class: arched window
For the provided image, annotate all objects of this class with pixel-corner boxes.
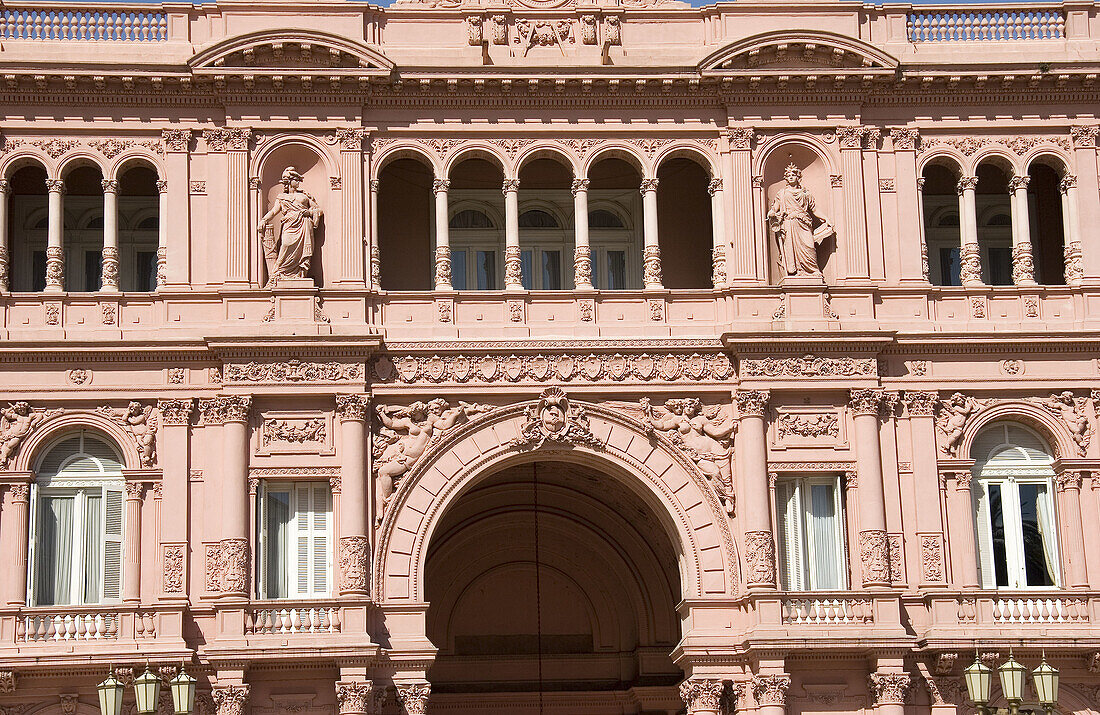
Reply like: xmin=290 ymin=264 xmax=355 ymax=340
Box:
xmin=588 ymin=209 xmax=624 ymax=229
xmin=972 ymin=423 xmax=1058 ymax=589
xmin=518 ymin=209 xmax=559 ymax=229
xmin=30 ymin=431 xmax=125 ymax=606
xmin=449 ymin=209 xmax=494 ymax=230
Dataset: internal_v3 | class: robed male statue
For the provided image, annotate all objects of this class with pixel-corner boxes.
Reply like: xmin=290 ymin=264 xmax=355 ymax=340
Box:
xmin=767 ymin=162 xmax=835 ymax=277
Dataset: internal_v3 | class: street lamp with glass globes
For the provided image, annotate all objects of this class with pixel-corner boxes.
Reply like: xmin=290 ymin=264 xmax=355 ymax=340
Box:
xmin=964 ymin=651 xmax=1059 ymax=715
xmin=98 ymin=664 xmax=197 ymax=715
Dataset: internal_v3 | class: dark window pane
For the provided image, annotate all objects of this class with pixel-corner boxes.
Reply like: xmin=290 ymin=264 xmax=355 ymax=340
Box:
xmin=541 ymin=250 xmax=561 ymax=290
xmin=449 ymin=209 xmax=493 ymax=229
xmin=588 ymin=209 xmax=623 ymax=228
xmin=1018 ymin=484 xmax=1055 ymax=587
xmin=607 ymin=251 xmax=626 ymax=290
xmin=450 ymin=250 xmax=467 ymax=290
xmin=85 ymin=251 xmax=102 ymax=292
xmin=940 ymin=247 xmax=961 ymax=286
xmin=476 ymin=251 xmax=496 ymax=290
xmin=136 ymin=251 xmax=157 ymax=292
xmin=32 ymin=251 xmax=46 ymax=292
xmin=520 ymin=250 xmax=533 ymax=290
xmin=989 ymin=247 xmax=1012 ymax=285
xmin=989 ymin=484 xmax=1009 ymax=587
xmin=518 ymin=210 xmax=558 ymax=229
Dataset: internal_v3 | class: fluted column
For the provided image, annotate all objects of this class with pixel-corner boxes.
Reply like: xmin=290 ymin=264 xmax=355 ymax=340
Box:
xmin=45 ymin=178 xmax=65 ymax=291
xmin=957 ymin=176 xmax=981 ymax=286
xmin=503 ymin=178 xmax=521 ymax=290
xmin=869 ymin=672 xmax=911 ymax=715
xmin=726 ymin=127 xmax=755 ymax=283
xmin=571 ymin=178 xmax=592 ymax=290
xmin=640 ymin=178 xmax=662 ymax=289
xmin=336 ymin=128 xmax=367 ymax=287
xmin=336 ymin=395 xmax=370 ymax=596
xmin=212 ymin=685 xmax=250 ymax=715
xmin=679 ymin=679 xmax=724 ymax=715
xmin=708 ymin=178 xmax=727 ymax=288
xmin=1069 ymin=126 xmax=1100 ymax=282
xmin=396 ymin=682 xmax=430 ymax=715
xmin=850 ymin=389 xmax=889 ymax=587
xmin=207 ymin=128 xmax=253 ymax=286
xmin=101 ymin=179 xmax=119 ymax=291
xmin=1056 ymin=470 xmax=1088 ymax=587
xmin=836 ymin=126 xmax=869 ymax=280
xmin=200 ymin=396 xmax=252 ymax=597
xmin=1060 ymin=175 xmax=1083 ymax=285
xmin=916 ymin=177 xmax=930 ymax=282
xmin=736 ymin=390 xmax=774 ymax=589
xmin=336 ymin=682 xmax=372 ymax=715
xmin=123 ymin=481 xmax=143 ymax=602
xmin=945 ymin=470 xmax=979 ymax=589
xmin=752 ymin=674 xmax=790 ymax=715
xmin=1008 ymin=176 xmax=1036 ymax=286
xmin=433 ymin=179 xmax=452 ymax=290
xmin=905 ymin=391 xmax=945 ymax=585
xmin=3 ymin=484 xmax=29 ymax=605
xmin=0 ymin=180 xmax=10 ymax=291
xmin=161 ymin=129 xmax=192 ymax=287
xmin=369 ymin=179 xmax=381 ymax=289
xmin=157 ymin=398 xmax=193 ymax=600
xmin=890 ymin=129 xmax=925 ymax=282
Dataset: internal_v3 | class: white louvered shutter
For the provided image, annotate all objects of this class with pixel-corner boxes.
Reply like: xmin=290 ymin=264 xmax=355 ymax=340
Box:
xmin=776 ymin=481 xmax=804 ymax=591
xmin=26 ymin=483 xmax=38 ymax=605
xmin=102 ymin=487 xmax=124 ymax=601
xmin=295 ymin=484 xmax=311 ymax=596
xmin=311 ymin=484 xmax=330 ymax=595
xmin=974 ymin=482 xmax=995 ymax=589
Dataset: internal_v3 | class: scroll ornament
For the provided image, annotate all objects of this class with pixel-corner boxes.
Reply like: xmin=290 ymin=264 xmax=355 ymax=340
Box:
xmin=642 ymin=397 xmax=735 ymax=515
xmin=510 ymin=387 xmax=604 ymax=451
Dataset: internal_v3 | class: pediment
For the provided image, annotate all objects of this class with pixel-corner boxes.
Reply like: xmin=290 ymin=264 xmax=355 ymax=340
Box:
xmin=189 ymin=29 xmax=394 ymax=76
xmin=699 ymin=30 xmax=898 ymax=74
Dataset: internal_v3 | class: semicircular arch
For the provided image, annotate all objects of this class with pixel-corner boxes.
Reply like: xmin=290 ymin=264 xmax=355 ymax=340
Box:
xmin=16 ymin=410 xmax=142 ymax=473
xmin=373 ymin=143 xmax=440 ymax=180
xmin=653 ymin=143 xmax=718 ymax=178
xmin=754 ymin=133 xmax=837 ymax=176
xmin=583 ymin=144 xmax=648 ymax=179
xmin=959 ymin=400 xmax=1077 ymax=463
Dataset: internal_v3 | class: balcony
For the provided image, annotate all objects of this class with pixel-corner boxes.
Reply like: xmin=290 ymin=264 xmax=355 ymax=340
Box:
xmin=916 ymin=591 xmax=1100 ymax=645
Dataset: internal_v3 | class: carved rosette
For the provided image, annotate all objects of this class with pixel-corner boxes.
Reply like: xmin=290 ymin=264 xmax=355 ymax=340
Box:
xmin=504 ymin=245 xmax=522 ymax=289
xmin=903 ymin=391 xmax=938 ymax=418
xmin=679 ymin=679 xmax=724 ymax=714
xmin=434 ymin=245 xmax=452 ymax=289
xmin=212 ymin=686 xmax=249 ymax=715
xmin=736 ymin=390 xmax=770 ymax=419
xmin=335 ymin=682 xmax=372 ymax=715
xmin=860 ymin=529 xmax=891 ymax=586
xmin=752 ymin=674 xmax=791 ymax=706
xmin=219 ymin=538 xmax=249 ymax=594
xmin=45 ymin=246 xmax=64 ymax=290
xmin=869 ymin=673 xmax=912 ymax=705
xmin=642 ymin=244 xmax=662 ymax=289
xmin=1011 ymin=243 xmax=1036 ymax=286
xmin=712 ymin=245 xmax=727 ymax=288
xmin=101 ymin=246 xmax=119 ymax=290
xmin=338 ymin=535 xmax=370 ymax=594
xmin=744 ymin=530 xmax=775 ymax=586
xmin=336 ymin=394 xmax=370 ymax=422
xmin=1064 ymin=241 xmax=1083 ymax=286
xmin=396 ymin=683 xmax=430 ymax=715
xmin=574 ymin=245 xmax=592 ymax=288
xmin=848 ymin=389 xmax=884 ymax=417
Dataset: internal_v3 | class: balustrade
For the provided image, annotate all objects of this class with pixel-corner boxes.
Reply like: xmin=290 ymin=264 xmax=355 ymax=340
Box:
xmin=907 ymin=9 xmax=1065 ymax=42
xmin=782 ymin=597 xmax=874 ymax=624
xmin=0 ymin=8 xmax=167 ymax=41
xmin=246 ymin=605 xmax=342 ymax=635
xmin=17 ymin=609 xmax=160 ymax=641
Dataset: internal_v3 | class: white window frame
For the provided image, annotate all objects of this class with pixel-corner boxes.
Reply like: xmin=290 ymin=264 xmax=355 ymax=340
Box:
xmin=257 ymin=481 xmax=333 ymax=600
xmin=776 ymin=475 xmax=848 ymax=592
xmin=974 ymin=475 xmax=1060 ymax=590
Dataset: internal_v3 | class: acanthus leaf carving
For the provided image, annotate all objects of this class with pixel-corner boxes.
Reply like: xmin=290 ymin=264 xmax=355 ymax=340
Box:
xmin=679 ymin=679 xmax=724 ymax=714
xmin=869 ymin=673 xmax=912 ymax=706
xmin=741 ymin=354 xmax=876 ymax=378
xmin=212 ymin=685 xmax=250 ymax=715
xmin=224 ymin=360 xmax=363 ymax=383
xmin=335 ymin=682 xmax=372 ymax=715
xmin=395 ymin=683 xmax=430 ymax=715
xmin=752 ymin=674 xmax=790 ymax=706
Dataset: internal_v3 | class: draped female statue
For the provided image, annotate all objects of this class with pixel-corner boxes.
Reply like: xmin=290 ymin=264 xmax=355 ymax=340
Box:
xmin=258 ymin=166 xmax=323 ymax=286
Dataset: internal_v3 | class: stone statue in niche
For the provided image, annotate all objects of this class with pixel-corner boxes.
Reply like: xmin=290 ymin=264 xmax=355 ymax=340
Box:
xmin=767 ymin=162 xmax=835 ymax=277
xmin=258 ymin=167 xmax=323 ymax=287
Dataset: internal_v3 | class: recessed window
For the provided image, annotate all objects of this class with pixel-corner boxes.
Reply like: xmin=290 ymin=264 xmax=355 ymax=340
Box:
xmin=776 ymin=476 xmax=847 ymax=591
xmin=258 ymin=482 xmax=332 ymax=599
xmin=449 ymin=209 xmax=494 ymax=230
xmin=518 ymin=209 xmax=559 ymax=229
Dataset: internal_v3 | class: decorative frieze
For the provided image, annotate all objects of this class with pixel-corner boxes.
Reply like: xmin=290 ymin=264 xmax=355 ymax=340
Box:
xmin=741 ymin=355 xmax=876 ymax=378
xmin=920 ymin=134 xmax=1070 ymax=156
xmin=224 ymin=361 xmax=364 ymax=383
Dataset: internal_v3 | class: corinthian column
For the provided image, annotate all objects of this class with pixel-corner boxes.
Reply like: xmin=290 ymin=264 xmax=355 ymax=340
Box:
xmin=1069 ymin=126 xmax=1100 ymax=282
xmin=212 ymin=685 xmax=249 ymax=715
xmin=336 ymin=395 xmax=370 ymax=596
xmin=869 ymin=672 xmax=911 ymax=715
xmin=200 ymin=396 xmax=252 ymax=597
xmin=849 ymin=389 xmax=890 ymax=587
xmin=1008 ymin=176 xmax=1036 ymax=286
xmin=45 ymin=178 xmax=65 ymax=291
xmin=957 ymin=176 xmax=981 ymax=286
xmin=571 ymin=178 xmax=592 ymax=290
xmin=679 ymin=679 xmax=724 ymax=715
xmin=503 ymin=179 xmax=522 ymax=290
xmin=640 ymin=178 xmax=662 ymax=289
xmin=1060 ymin=175 xmax=1083 ymax=285
xmin=101 ymin=179 xmax=119 ymax=291
xmin=396 ymin=683 xmax=430 ymax=715
xmin=752 ymin=674 xmax=790 ymax=715
xmin=369 ymin=179 xmax=381 ymax=289
xmin=336 ymin=682 xmax=372 ymax=715
xmin=432 ymin=179 xmax=452 ymax=290
xmin=708 ymin=178 xmax=727 ymax=288
xmin=0 ymin=180 xmax=11 ymax=292
xmin=736 ymin=389 xmax=774 ymax=589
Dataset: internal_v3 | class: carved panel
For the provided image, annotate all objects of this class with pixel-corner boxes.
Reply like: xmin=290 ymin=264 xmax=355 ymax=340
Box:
xmin=256 ymin=411 xmax=334 ymax=456
xmin=224 ymin=360 xmax=364 ymax=384
xmin=772 ymin=407 xmax=845 ymax=448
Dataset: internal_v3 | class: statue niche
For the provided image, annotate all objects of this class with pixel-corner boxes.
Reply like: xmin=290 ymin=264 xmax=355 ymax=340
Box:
xmin=258 ymin=166 xmax=324 ymax=287
xmin=767 ymin=162 xmax=834 ymax=278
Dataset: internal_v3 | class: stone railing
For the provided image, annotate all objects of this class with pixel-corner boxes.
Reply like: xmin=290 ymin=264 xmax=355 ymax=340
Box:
xmin=907 ymin=9 xmax=1066 ymax=42
xmin=17 ymin=608 xmax=160 ymax=641
xmin=782 ymin=596 xmax=875 ymax=624
xmin=0 ymin=8 xmax=167 ymax=41
xmin=991 ymin=596 xmax=1089 ymax=623
xmin=246 ymin=604 xmax=342 ymax=635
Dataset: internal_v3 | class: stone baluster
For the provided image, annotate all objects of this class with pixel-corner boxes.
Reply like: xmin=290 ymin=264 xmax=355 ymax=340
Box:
xmin=1055 ymin=470 xmax=1088 ymax=587
xmin=640 ymin=178 xmax=662 ymax=289
xmin=904 ymin=391 xmax=945 ymax=585
xmin=123 ymin=481 xmax=143 ymax=602
xmin=1008 ymin=176 xmax=1036 ymax=286
xmin=1060 ymin=174 xmax=1083 ymax=285
xmin=679 ymin=678 xmax=724 ymax=715
xmin=869 ymin=672 xmax=911 ymax=715
xmin=708 ymin=178 xmax=727 ymax=288
xmin=157 ymin=398 xmax=193 ymax=601
xmin=101 ymin=179 xmax=119 ymax=291
xmin=161 ymin=129 xmax=192 ymax=287
xmin=45 ymin=178 xmax=65 ymax=291
xmin=571 ymin=178 xmax=593 ymax=290
xmin=336 ymin=395 xmax=371 ymax=596
xmin=752 ymin=674 xmax=790 ymax=715
xmin=0 ymin=180 xmax=9 ymax=291
xmin=433 ymin=178 xmax=452 ymax=290
xmin=3 ymin=484 xmax=29 ymax=605
xmin=725 ymin=127 xmax=755 ymax=283
xmin=736 ymin=390 xmax=774 ymax=589
xmin=502 ymin=179 xmax=521 ymax=290
xmin=850 ymin=389 xmax=890 ymax=587
xmin=956 ymin=176 xmax=981 ymax=286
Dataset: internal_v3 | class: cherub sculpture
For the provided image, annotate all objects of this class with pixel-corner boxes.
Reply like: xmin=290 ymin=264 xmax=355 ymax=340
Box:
xmin=642 ymin=397 xmax=736 ymax=515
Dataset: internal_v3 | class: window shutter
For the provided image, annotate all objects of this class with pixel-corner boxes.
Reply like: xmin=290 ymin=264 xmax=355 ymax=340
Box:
xmin=311 ymin=484 xmax=330 ymax=595
xmin=102 ymin=487 xmax=124 ymax=601
xmin=295 ymin=484 xmax=311 ymax=596
xmin=257 ymin=483 xmax=267 ymax=599
xmin=26 ymin=483 xmax=38 ymax=605
xmin=974 ymin=482 xmax=995 ymax=589
xmin=776 ymin=481 xmax=804 ymax=591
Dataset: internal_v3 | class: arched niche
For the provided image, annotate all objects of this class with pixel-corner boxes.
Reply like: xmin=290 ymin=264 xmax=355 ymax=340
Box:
xmin=257 ymin=142 xmax=332 ymax=288
xmin=761 ymin=141 xmax=836 ymax=284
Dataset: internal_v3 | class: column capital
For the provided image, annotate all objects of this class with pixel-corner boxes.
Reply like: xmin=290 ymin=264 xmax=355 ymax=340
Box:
xmin=869 ymin=672 xmax=912 ymax=706
xmin=1056 ymin=470 xmax=1083 ymax=492
xmin=956 ymin=176 xmax=978 ymax=194
xmin=158 ymin=398 xmax=194 ymax=426
xmin=161 ymin=129 xmax=193 ymax=153
xmin=570 ymin=177 xmax=590 ymax=195
xmin=889 ymin=127 xmax=919 ymax=150
xmin=335 ymin=681 xmax=372 ymax=715
xmin=124 ymin=481 xmax=144 ymax=500
xmin=1008 ymin=175 xmax=1030 ymax=192
xmin=336 ymin=394 xmax=371 ymax=421
xmin=501 ymin=178 xmax=520 ymax=194
xmin=1070 ymin=125 xmax=1098 ymax=149
xmin=707 ymin=178 xmax=723 ymax=196
xmin=848 ymin=388 xmax=884 ymax=416
xmin=211 ymin=685 xmax=250 ymax=715
xmin=335 ymin=128 xmax=368 ymax=151
xmin=204 ymin=127 xmax=252 ymax=152
xmin=395 ymin=683 xmax=430 ymax=715
xmin=724 ymin=126 xmax=756 ymax=150
xmin=639 ymin=177 xmax=659 ymax=194
xmin=101 ymin=179 xmax=119 ymax=193
xmin=45 ymin=179 xmax=65 ymax=194
xmin=736 ymin=389 xmax=770 ymax=418
xmin=0 ymin=179 xmax=11 ymax=195
xmin=836 ymin=125 xmax=866 ymax=149
xmin=369 ymin=178 xmax=380 ymax=192
xmin=751 ymin=674 xmax=791 ymax=706
xmin=156 ymin=179 xmax=168 ymax=193
xmin=432 ymin=178 xmax=450 ymax=194
xmin=1060 ymin=174 xmax=1078 ymax=193
xmin=7 ymin=483 xmax=29 ymax=502
xmin=678 ymin=678 xmax=724 ymax=714
xmin=198 ymin=395 xmax=252 ymax=424
xmin=902 ymin=390 xmax=938 ymax=418
xmin=916 ymin=177 xmax=926 ymax=191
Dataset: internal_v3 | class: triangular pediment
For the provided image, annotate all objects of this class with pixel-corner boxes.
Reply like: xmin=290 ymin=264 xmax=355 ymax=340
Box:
xmin=189 ymin=29 xmax=394 ymax=76
xmin=699 ymin=30 xmax=898 ymax=74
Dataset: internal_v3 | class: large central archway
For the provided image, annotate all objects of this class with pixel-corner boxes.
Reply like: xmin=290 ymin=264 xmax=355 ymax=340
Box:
xmin=424 ymin=461 xmax=684 ymax=712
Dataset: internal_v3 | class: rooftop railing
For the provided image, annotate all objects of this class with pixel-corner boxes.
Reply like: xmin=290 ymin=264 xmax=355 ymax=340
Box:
xmin=907 ymin=9 xmax=1066 ymax=42
xmin=0 ymin=8 xmax=167 ymax=41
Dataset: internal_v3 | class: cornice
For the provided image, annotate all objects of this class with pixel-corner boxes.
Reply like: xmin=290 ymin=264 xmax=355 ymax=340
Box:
xmin=887 ymin=332 xmax=1100 ymax=355
xmin=723 ymin=331 xmax=896 ymax=355
xmin=0 ymin=334 xmax=381 ymax=362
xmin=380 ymin=338 xmax=725 ymax=353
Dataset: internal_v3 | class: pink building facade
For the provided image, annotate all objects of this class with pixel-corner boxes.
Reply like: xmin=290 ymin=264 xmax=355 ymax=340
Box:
xmin=0 ymin=0 xmax=1098 ymax=712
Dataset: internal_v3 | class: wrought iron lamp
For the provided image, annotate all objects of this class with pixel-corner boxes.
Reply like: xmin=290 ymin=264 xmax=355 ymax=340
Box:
xmin=963 ymin=652 xmax=1059 ymax=715
xmin=169 ymin=666 xmax=197 ymax=715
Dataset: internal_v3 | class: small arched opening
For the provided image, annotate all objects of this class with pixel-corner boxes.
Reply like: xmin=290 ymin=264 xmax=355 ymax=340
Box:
xmin=517 ymin=157 xmax=573 ymax=290
xmin=586 ymin=157 xmax=644 ymax=289
xmin=7 ymin=162 xmax=49 ymax=292
xmin=448 ymin=157 xmax=506 ymax=290
xmin=974 ymin=161 xmax=1013 ymax=286
xmin=378 ymin=155 xmax=434 ymax=291
xmin=921 ymin=160 xmax=963 ymax=286
xmin=1026 ymin=158 xmax=1068 ymax=286
xmin=656 ymin=156 xmax=713 ymax=289
xmin=117 ymin=163 xmax=160 ymax=292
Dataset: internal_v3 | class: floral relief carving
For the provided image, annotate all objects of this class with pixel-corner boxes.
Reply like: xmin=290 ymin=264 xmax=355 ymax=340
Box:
xmin=860 ymin=529 xmax=890 ymax=585
xmin=744 ymin=530 xmax=775 ymax=585
xmin=776 ymin=412 xmax=839 ymax=439
xmin=903 ymin=390 xmax=938 ymax=417
xmin=869 ymin=673 xmax=912 ymax=705
xmin=643 ymin=244 xmax=662 ymax=287
xmin=643 ymin=397 xmax=735 ymax=515
xmin=336 ymin=394 xmax=370 ymax=421
xmin=920 ymin=534 xmax=945 ymax=582
xmin=396 ymin=683 xmax=430 ymax=715
xmin=0 ymin=671 xmax=15 ymax=694
xmin=888 ymin=533 xmax=904 ymax=583
xmin=157 ymin=398 xmax=194 ymax=426
xmin=224 ymin=360 xmax=363 ymax=383
xmin=219 ymin=538 xmax=249 ymax=594
xmin=162 ymin=545 xmax=184 ymax=593
xmin=848 ymin=389 xmax=884 ymax=417
xmin=212 ymin=685 xmax=250 ymax=715
xmin=67 ymin=369 xmax=91 ymax=385
xmin=736 ymin=390 xmax=770 ymax=418
xmin=679 ymin=679 xmax=724 ymax=713
xmin=512 ymin=387 xmax=603 ymax=451
xmin=741 ymin=354 xmax=876 ymax=378
xmin=198 ymin=396 xmax=251 ymax=425
xmin=752 ymin=674 xmax=791 ymax=706
xmin=336 ymin=682 xmax=372 ymax=715
xmin=261 ymin=417 xmax=325 ymax=446
xmin=1 ymin=403 xmax=61 ymax=468
xmin=338 ymin=536 xmax=370 ymax=593
xmin=97 ymin=402 xmax=158 ymax=467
